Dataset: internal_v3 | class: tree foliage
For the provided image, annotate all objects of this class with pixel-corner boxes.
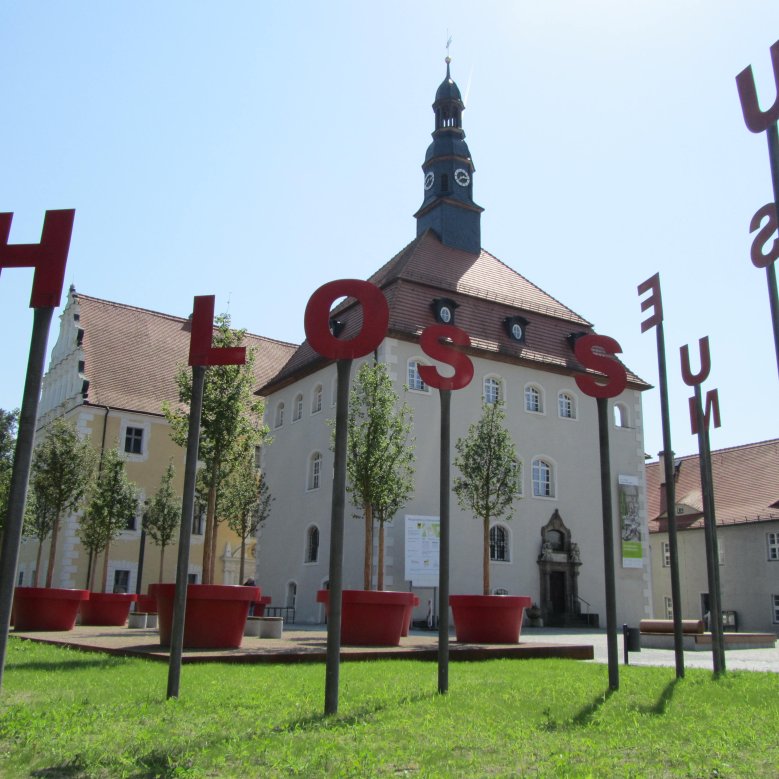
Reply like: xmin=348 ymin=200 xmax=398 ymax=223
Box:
xmin=79 ymin=447 xmax=138 ymax=592
xmin=143 ymin=461 xmax=180 ymax=582
xmin=164 ymin=313 xmax=268 ymax=584
xmin=453 ymin=401 xmax=521 ymax=596
xmin=31 ymin=418 xmax=96 ymax=588
xmin=0 ymin=408 xmax=19 ymax=536
xmin=345 ymin=362 xmax=415 ymax=590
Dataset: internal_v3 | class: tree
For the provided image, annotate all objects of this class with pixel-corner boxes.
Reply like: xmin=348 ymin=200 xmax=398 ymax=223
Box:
xmin=220 ymin=445 xmax=273 ymax=584
xmin=453 ymin=401 xmax=521 ymax=596
xmin=143 ymin=461 xmax=180 ymax=582
xmin=0 ymin=408 xmax=19 ymax=543
xmin=165 ymin=313 xmax=268 ymax=584
xmin=78 ymin=447 xmax=138 ymax=592
xmin=30 ymin=418 xmax=95 ymax=588
xmin=25 ymin=487 xmax=56 ymax=586
xmin=344 ymin=362 xmax=415 ymax=590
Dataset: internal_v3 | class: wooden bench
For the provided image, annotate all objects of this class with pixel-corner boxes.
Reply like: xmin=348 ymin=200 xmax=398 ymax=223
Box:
xmin=639 ymin=618 xmax=776 ymax=651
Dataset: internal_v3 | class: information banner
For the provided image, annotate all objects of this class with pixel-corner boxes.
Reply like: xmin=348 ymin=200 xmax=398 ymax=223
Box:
xmin=618 ymin=474 xmax=642 ymax=568
xmin=404 ymin=516 xmax=440 ymax=587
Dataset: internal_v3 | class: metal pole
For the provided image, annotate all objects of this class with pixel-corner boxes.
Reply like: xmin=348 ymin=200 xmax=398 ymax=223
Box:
xmin=0 ymin=306 xmax=54 ymax=690
xmin=654 ymin=323 xmax=685 ymax=678
xmin=136 ymin=528 xmax=146 ymax=597
xmin=437 ymin=388 xmax=451 ymax=695
xmin=596 ymin=397 xmax=619 ymax=691
xmin=167 ymin=364 xmax=205 ymax=699
xmin=324 ymin=358 xmax=352 ymax=715
xmin=693 ymin=385 xmax=725 ymax=676
xmin=765 ymin=125 xmax=779 ymax=377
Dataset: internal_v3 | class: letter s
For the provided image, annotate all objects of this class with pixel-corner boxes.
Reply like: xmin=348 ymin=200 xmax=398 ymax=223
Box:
xmin=418 ymin=325 xmax=474 ymax=391
xmin=574 ymin=335 xmax=628 ymax=399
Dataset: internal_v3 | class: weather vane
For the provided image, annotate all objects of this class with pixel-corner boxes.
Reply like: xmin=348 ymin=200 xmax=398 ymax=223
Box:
xmin=446 ymin=33 xmax=452 ymax=63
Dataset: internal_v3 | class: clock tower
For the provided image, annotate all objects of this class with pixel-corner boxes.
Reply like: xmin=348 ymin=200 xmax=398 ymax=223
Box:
xmin=414 ymin=57 xmax=484 ymax=254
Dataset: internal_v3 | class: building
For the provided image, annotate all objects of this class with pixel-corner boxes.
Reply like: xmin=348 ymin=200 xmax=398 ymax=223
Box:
xmin=647 ymin=438 xmax=779 ymax=634
xmin=17 ymin=289 xmax=296 ymax=592
xmin=255 ymin=61 xmax=653 ymax=627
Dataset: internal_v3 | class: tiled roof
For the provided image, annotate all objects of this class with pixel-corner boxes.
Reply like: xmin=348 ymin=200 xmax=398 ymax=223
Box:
xmin=646 ymin=438 xmax=779 ymax=532
xmin=262 ymin=230 xmax=648 ymax=392
xmin=75 ymin=293 xmax=297 ymax=415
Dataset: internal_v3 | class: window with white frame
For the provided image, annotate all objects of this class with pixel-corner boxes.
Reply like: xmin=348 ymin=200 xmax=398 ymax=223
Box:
xmin=773 ymin=594 xmax=779 ymax=624
xmin=293 ymin=393 xmax=303 ymax=422
xmin=664 ymin=596 xmax=673 ymax=619
xmin=113 ymin=569 xmax=130 ymax=593
xmin=483 ymin=376 xmax=502 ymax=404
xmin=311 ymin=384 xmax=323 ymax=414
xmin=525 ymin=385 xmax=543 ymax=413
xmin=558 ymin=391 xmax=576 ymax=419
xmin=305 ymin=526 xmax=320 ymax=563
xmin=661 ymin=541 xmax=670 ymax=567
xmin=767 ymin=532 xmax=779 ymax=561
xmin=124 ymin=426 xmax=144 ymax=455
xmin=515 ymin=460 xmax=524 ymax=498
xmin=308 ymin=452 xmax=323 ymax=490
xmin=274 ymin=402 xmax=284 ymax=428
xmin=408 ymin=359 xmax=429 ymax=392
xmin=330 ymin=375 xmax=338 ymax=406
xmin=532 ymin=458 xmax=554 ymax=498
xmin=489 ymin=525 xmax=509 ymax=562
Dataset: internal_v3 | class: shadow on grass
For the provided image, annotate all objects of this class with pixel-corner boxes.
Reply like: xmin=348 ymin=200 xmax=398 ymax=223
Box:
xmin=31 ymin=750 xmax=188 ymax=779
xmin=638 ymin=678 xmax=678 ymax=716
xmin=6 ymin=657 xmax=125 ymax=673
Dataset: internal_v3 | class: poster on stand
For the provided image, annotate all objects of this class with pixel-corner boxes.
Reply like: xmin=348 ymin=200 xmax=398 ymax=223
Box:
xmin=618 ymin=474 xmax=642 ymax=568
xmin=405 ymin=516 xmax=440 ymax=587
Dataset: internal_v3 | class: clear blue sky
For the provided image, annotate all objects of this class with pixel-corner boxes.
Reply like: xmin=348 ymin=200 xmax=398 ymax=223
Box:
xmin=1 ymin=1 xmax=778 ymax=460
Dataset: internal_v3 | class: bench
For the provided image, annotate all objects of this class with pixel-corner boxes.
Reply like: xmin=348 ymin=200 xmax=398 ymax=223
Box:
xmin=639 ymin=618 xmax=776 ymax=651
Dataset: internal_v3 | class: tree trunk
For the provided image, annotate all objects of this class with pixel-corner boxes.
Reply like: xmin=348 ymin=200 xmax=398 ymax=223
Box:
xmin=101 ymin=542 xmax=111 ymax=592
xmin=202 ymin=481 xmax=217 ymax=584
xmin=483 ymin=515 xmax=490 ymax=596
xmin=158 ymin=545 xmax=165 ymax=583
xmin=34 ymin=540 xmax=43 ymax=587
xmin=88 ymin=552 xmax=97 ymax=592
xmin=45 ymin=514 xmax=61 ymax=588
xmin=239 ymin=536 xmax=246 ymax=584
xmin=363 ymin=503 xmax=373 ymax=590
xmin=209 ymin=513 xmax=219 ymax=583
xmin=377 ymin=520 xmax=385 ymax=591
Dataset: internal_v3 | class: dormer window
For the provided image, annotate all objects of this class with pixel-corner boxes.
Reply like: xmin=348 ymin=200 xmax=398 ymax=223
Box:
xmin=432 ymin=297 xmax=458 ymax=325
xmin=504 ymin=316 xmax=529 ymax=344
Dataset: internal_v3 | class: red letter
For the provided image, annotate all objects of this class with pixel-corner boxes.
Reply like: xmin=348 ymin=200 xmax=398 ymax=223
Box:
xmin=304 ymin=279 xmax=388 ymax=360
xmin=688 ymin=389 xmax=722 ymax=434
xmin=189 ymin=295 xmax=246 ymax=367
xmin=418 ymin=325 xmax=474 ymax=391
xmin=573 ymin=335 xmax=628 ymax=399
xmin=736 ymin=40 xmax=779 ymax=133
xmin=749 ymin=202 xmax=779 ymax=268
xmin=637 ymin=272 xmax=663 ymax=333
xmin=0 ymin=209 xmax=74 ymax=308
xmin=680 ymin=337 xmax=711 ymax=387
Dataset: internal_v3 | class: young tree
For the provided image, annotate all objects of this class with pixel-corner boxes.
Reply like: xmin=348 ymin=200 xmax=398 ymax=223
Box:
xmin=453 ymin=401 xmax=521 ymax=596
xmin=344 ymin=362 xmax=415 ymax=590
xmin=31 ymin=418 xmax=95 ymax=588
xmin=165 ymin=313 xmax=268 ymax=584
xmin=25 ymin=487 xmax=55 ymax=586
xmin=220 ymin=446 xmax=273 ymax=583
xmin=79 ymin=447 xmax=138 ymax=592
xmin=0 ymin=408 xmax=19 ymax=544
xmin=143 ymin=461 xmax=180 ymax=582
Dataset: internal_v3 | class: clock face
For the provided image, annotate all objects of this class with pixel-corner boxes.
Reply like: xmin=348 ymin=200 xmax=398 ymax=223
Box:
xmin=454 ymin=168 xmax=470 ymax=187
xmin=424 ymin=172 xmax=435 ymax=191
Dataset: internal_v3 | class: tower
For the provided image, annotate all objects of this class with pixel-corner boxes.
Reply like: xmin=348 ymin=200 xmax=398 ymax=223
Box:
xmin=414 ymin=57 xmax=484 ymax=254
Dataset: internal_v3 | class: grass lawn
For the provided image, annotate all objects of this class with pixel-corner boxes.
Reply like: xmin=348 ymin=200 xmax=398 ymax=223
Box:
xmin=0 ymin=638 xmax=777 ymax=778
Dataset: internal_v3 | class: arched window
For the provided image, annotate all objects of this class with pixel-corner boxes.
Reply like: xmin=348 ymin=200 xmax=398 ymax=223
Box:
xmin=532 ymin=458 xmax=555 ymax=498
xmin=308 ymin=452 xmax=322 ymax=490
xmin=293 ymin=393 xmax=304 ymax=422
xmin=274 ymin=402 xmax=285 ymax=428
xmin=408 ymin=359 xmax=429 ymax=392
xmin=558 ymin=392 xmax=576 ymax=419
xmin=613 ymin=403 xmax=629 ymax=428
xmin=311 ymin=384 xmax=323 ymax=414
xmin=525 ymin=384 xmax=543 ymax=413
xmin=489 ymin=525 xmax=509 ymax=562
xmin=483 ymin=376 xmax=502 ymax=404
xmin=305 ymin=526 xmax=320 ymax=563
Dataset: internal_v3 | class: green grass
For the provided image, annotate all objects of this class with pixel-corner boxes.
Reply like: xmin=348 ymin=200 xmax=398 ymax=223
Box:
xmin=0 ymin=638 xmax=777 ymax=778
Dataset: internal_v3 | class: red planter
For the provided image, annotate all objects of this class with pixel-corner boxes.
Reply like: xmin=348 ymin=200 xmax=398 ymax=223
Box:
xmin=252 ymin=595 xmax=272 ymax=616
xmin=449 ymin=594 xmax=533 ymax=644
xmin=12 ymin=587 xmax=90 ymax=631
xmin=136 ymin=594 xmax=157 ymax=613
xmin=155 ymin=584 xmax=260 ymax=649
xmin=79 ymin=592 xmax=138 ymax=626
xmin=401 ymin=595 xmax=420 ymax=637
xmin=317 ymin=589 xmax=414 ymax=646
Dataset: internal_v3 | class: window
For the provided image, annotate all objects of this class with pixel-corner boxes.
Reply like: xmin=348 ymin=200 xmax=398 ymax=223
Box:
xmin=312 ymin=384 xmax=323 ymax=414
xmin=664 ymin=596 xmax=673 ymax=619
xmin=489 ymin=525 xmax=509 ymax=562
xmin=126 ymin=503 xmax=140 ymax=532
xmin=408 ymin=360 xmax=428 ymax=392
xmin=525 ymin=385 xmax=543 ymax=413
xmin=662 ymin=541 xmax=670 ymax=567
xmin=286 ymin=581 xmax=297 ymax=608
xmin=558 ymin=392 xmax=575 ymax=419
xmin=532 ymin=458 xmax=554 ymax=498
xmin=493 ymin=588 xmax=509 ymax=596
xmin=293 ymin=393 xmax=303 ymax=421
xmin=768 ymin=532 xmax=779 ymax=561
xmin=483 ymin=376 xmax=502 ymax=404
xmin=113 ymin=569 xmax=130 ymax=594
xmin=613 ymin=403 xmax=629 ymax=428
xmin=192 ymin=505 xmax=205 ymax=535
xmin=124 ymin=426 xmax=144 ymax=455
xmin=274 ymin=402 xmax=284 ymax=428
xmin=17 ymin=571 xmax=23 ymax=586
xmin=515 ymin=460 xmax=524 ymax=497
xmin=305 ymin=526 xmax=320 ymax=563
xmin=187 ymin=573 xmax=199 ymax=584
xmin=308 ymin=452 xmax=322 ymax=490
xmin=773 ymin=595 xmax=779 ymax=624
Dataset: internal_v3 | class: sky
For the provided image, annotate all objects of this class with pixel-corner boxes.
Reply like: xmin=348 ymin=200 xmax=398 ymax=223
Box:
xmin=1 ymin=1 xmax=778 ymax=461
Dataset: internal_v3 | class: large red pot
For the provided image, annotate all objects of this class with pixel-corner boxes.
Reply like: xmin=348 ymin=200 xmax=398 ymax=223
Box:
xmin=79 ymin=592 xmax=138 ymax=626
xmin=252 ymin=595 xmax=272 ymax=616
xmin=401 ymin=594 xmax=420 ymax=637
xmin=155 ymin=584 xmax=260 ymax=649
xmin=449 ymin=594 xmax=532 ymax=644
xmin=317 ymin=589 xmax=414 ymax=646
xmin=13 ymin=587 xmax=90 ymax=631
xmin=135 ymin=594 xmax=157 ymax=613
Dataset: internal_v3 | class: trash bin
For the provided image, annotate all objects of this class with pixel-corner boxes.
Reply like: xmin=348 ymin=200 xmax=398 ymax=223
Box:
xmin=623 ymin=624 xmax=641 ymax=664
